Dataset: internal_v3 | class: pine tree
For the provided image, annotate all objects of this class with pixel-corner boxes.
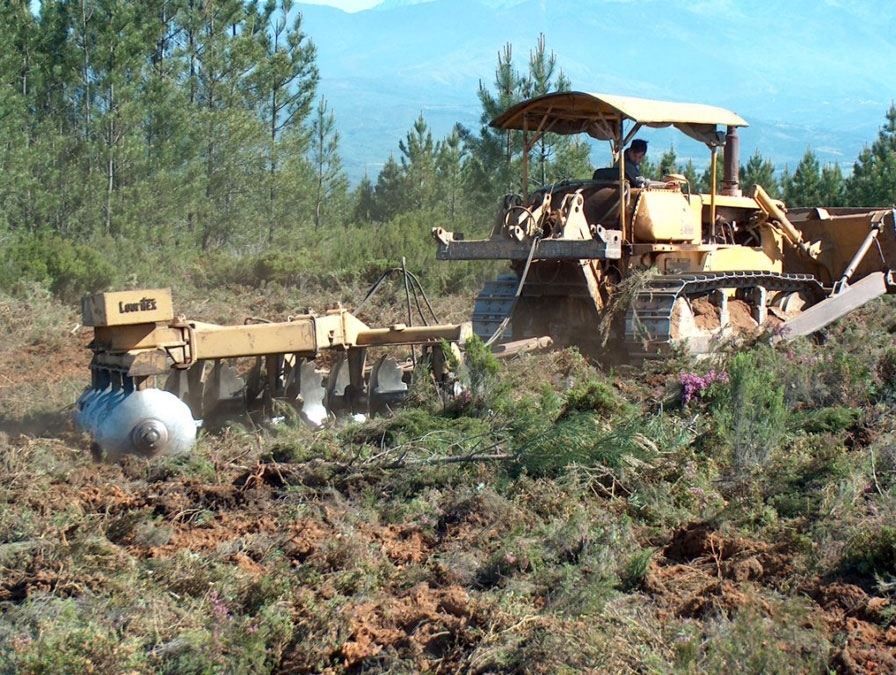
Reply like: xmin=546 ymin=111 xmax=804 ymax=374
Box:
xmin=89 ymin=0 xmax=156 ymax=236
xmin=463 ymin=42 xmax=527 ymax=204
xmin=657 ymin=146 xmax=677 ymax=179
xmin=180 ymin=0 xmax=270 ymax=250
xmin=352 ymin=174 xmax=376 ymax=225
xmin=526 ymin=34 xmax=573 ymax=188
xmin=0 ymin=1 xmax=39 ymax=234
xmin=819 ymin=163 xmax=846 ymax=207
xmin=399 ymin=114 xmax=440 ymax=211
xmin=437 ymin=125 xmax=467 ymax=220
xmin=371 ymin=155 xmax=405 ymax=223
xmin=248 ymin=0 xmax=319 ymax=241
xmin=681 ymin=159 xmax=701 ymax=192
xmin=782 ymin=149 xmax=823 ymax=207
xmin=740 ymin=150 xmax=778 ymax=196
xmin=846 ymin=103 xmax=896 ymax=207
xmin=309 ymin=97 xmax=348 ymax=230
xmin=463 ymin=35 xmax=584 ymax=207
xmin=697 ymin=156 xmax=724 ymax=194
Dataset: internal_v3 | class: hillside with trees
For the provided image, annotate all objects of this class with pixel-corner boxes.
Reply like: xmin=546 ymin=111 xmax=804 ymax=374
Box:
xmin=3 ymin=2 xmax=896 ymax=303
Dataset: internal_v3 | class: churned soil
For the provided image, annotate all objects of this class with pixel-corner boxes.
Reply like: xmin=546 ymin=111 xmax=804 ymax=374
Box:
xmin=1 ymin=294 xmax=894 ymax=674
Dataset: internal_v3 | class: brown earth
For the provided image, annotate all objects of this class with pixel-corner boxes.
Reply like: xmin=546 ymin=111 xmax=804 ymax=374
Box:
xmin=1 ymin=299 xmax=894 ymax=673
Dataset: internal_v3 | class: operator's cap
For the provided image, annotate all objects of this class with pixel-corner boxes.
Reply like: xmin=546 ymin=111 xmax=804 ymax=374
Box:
xmin=630 ymin=139 xmax=648 ymax=153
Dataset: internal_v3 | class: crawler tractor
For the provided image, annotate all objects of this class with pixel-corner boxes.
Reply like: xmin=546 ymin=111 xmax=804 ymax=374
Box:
xmin=433 ymin=92 xmax=896 ymax=360
xmin=75 ymin=288 xmax=471 ymax=458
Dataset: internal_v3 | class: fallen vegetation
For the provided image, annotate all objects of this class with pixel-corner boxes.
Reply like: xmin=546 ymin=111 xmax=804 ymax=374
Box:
xmin=1 ymin=286 xmax=895 ymax=674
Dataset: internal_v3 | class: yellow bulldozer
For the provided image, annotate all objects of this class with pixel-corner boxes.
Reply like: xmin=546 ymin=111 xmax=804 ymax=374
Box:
xmin=433 ymin=91 xmax=896 ymax=361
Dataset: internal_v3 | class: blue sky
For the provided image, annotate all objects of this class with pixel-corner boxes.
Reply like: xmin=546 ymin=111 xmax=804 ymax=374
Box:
xmin=32 ymin=0 xmax=385 ymax=12
xmin=300 ymin=0 xmax=381 ymax=11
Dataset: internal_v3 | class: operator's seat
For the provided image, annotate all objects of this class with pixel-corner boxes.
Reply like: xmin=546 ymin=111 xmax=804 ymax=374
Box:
xmin=591 ymin=167 xmax=618 ymax=182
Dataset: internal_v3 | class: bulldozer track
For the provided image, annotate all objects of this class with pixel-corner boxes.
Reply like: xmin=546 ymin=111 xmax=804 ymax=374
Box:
xmin=625 ymin=271 xmax=826 ymax=359
xmin=472 ymin=275 xmax=519 ymax=342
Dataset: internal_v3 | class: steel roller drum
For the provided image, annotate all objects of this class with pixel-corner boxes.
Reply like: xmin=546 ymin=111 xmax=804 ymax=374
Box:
xmin=75 ymin=387 xmax=197 ymax=458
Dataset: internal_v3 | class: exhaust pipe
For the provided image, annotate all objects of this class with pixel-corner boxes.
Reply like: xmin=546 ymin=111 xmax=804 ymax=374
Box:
xmin=721 ymin=126 xmax=740 ymax=197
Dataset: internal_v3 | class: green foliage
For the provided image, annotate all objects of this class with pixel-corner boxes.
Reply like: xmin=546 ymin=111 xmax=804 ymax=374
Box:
xmin=779 ymin=148 xmax=849 ymax=208
xmin=876 ymin=346 xmax=896 ymax=397
xmin=788 ymin=406 xmax=861 ymax=434
xmin=519 ymin=412 xmax=659 ymax=479
xmin=561 ymin=378 xmax=630 ymax=418
xmin=677 ymin=602 xmax=831 ymax=674
xmin=7 ymin=23 xmax=896 ymax=675
xmin=712 ymin=350 xmax=787 ymax=476
xmin=619 ymin=547 xmax=655 ymax=591
xmin=781 ymin=149 xmax=822 ymax=207
xmin=1 ymin=233 xmax=117 ymax=302
xmin=772 ymin=341 xmax=876 ymax=409
xmin=841 ymin=525 xmax=896 ymax=579
xmin=760 ymin=436 xmax=850 ymax=521
xmin=740 ymin=150 xmax=778 ymax=196
xmin=847 ymin=103 xmax=896 ymax=206
xmin=457 ymin=333 xmax=504 ymax=412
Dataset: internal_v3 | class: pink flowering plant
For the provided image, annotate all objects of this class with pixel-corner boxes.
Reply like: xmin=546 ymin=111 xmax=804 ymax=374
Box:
xmin=679 ymin=368 xmax=729 ymax=407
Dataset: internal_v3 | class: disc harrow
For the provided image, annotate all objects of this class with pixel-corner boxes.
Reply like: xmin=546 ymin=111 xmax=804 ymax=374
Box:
xmin=75 ymin=288 xmax=471 ymax=459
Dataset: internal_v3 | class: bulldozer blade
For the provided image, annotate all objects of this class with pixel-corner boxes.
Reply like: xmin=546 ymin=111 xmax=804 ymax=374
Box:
xmin=776 ymin=271 xmax=890 ymax=341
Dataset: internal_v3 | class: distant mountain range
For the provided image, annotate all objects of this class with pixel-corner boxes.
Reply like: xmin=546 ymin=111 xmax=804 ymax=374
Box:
xmin=296 ymin=0 xmax=896 ymax=185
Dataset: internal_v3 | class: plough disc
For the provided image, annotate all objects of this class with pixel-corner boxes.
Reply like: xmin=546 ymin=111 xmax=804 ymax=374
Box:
xmin=75 ymin=387 xmax=197 ymax=459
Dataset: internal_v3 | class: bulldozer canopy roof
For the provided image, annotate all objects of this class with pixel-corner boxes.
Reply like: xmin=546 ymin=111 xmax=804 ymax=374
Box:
xmin=489 ymin=91 xmax=748 ymax=146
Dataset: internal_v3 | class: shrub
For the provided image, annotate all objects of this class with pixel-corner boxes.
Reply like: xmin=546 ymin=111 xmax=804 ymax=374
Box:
xmin=2 ymin=233 xmax=117 ymax=302
xmin=712 ymin=350 xmax=787 ymax=476
xmin=562 ymin=378 xmax=630 ymax=418
xmin=456 ymin=334 xmax=503 ymax=413
xmin=787 ymin=406 xmax=861 ymax=434
xmin=840 ymin=525 xmax=896 ymax=579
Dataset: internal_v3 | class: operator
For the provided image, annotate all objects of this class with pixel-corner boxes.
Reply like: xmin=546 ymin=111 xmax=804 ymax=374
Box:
xmin=613 ymin=138 xmax=649 ymax=186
